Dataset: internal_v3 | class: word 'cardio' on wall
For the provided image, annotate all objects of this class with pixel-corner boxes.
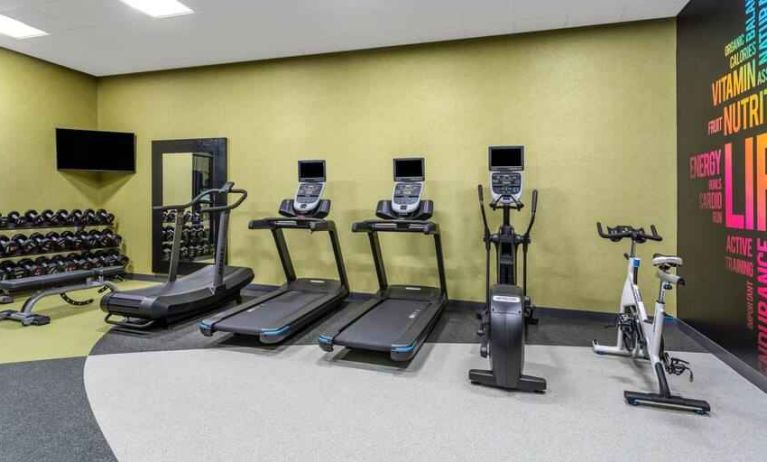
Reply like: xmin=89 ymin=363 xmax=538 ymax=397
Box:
xmin=681 ymin=0 xmax=767 ymax=377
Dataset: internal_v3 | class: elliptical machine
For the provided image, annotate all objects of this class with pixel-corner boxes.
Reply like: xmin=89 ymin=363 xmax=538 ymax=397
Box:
xmin=469 ymin=146 xmax=546 ymax=392
xmin=593 ymin=223 xmax=710 ymax=414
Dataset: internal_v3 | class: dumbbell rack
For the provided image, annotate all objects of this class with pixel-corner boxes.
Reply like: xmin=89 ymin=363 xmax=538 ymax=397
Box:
xmin=0 ymin=211 xmax=128 ymax=299
xmin=161 ymin=217 xmax=214 ymax=262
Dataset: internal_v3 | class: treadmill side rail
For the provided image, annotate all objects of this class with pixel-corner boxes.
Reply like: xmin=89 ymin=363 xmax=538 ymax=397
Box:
xmin=390 ymin=296 xmax=448 ymax=361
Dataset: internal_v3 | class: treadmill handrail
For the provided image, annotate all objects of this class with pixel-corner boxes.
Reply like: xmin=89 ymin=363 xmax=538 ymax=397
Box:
xmin=154 ymin=182 xmax=247 ymax=213
xmin=352 ymin=219 xmax=440 ymax=235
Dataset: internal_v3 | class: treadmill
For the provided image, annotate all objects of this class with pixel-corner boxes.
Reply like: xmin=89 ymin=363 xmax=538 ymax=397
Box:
xmin=198 ymin=160 xmax=350 ymax=343
xmin=318 ymin=157 xmax=448 ymax=361
xmin=101 ymin=182 xmax=255 ymax=329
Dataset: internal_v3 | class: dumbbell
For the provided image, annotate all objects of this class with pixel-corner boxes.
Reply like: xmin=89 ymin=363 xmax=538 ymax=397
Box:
xmin=99 ymin=229 xmax=122 ymax=247
xmin=161 ymin=242 xmax=173 ymax=261
xmin=45 ymin=232 xmax=66 ymax=251
xmin=69 ymin=209 xmax=84 ymax=226
xmin=24 ymin=210 xmax=43 ymax=227
xmin=111 ymin=252 xmax=129 ymax=267
xmin=17 ymin=258 xmax=38 ymax=277
xmin=0 ymin=235 xmax=20 ymax=257
xmin=162 ymin=226 xmax=174 ymax=242
xmin=0 ymin=261 xmax=21 ymax=280
xmin=96 ymin=209 xmax=115 ymax=225
xmin=0 ymin=261 xmax=11 ymax=280
xmin=47 ymin=255 xmax=66 ymax=273
xmin=81 ymin=252 xmax=102 ymax=269
xmin=33 ymin=256 xmax=52 ymax=275
xmin=63 ymin=253 xmax=80 ymax=272
xmin=11 ymin=234 xmax=35 ymax=255
xmin=55 ymin=209 xmax=71 ymax=225
xmin=163 ymin=210 xmax=177 ymax=223
xmin=39 ymin=209 xmax=56 ymax=226
xmin=76 ymin=230 xmax=93 ymax=249
xmin=6 ymin=211 xmax=24 ymax=227
xmin=69 ymin=254 xmax=91 ymax=271
xmin=59 ymin=231 xmax=76 ymax=250
xmin=29 ymin=232 xmax=50 ymax=252
xmin=101 ymin=249 xmax=124 ymax=267
xmin=0 ymin=213 xmax=7 ymax=229
xmin=83 ymin=209 xmax=97 ymax=225
xmin=88 ymin=229 xmax=103 ymax=248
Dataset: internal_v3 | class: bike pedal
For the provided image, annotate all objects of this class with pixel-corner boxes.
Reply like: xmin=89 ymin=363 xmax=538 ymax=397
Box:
xmin=664 ymin=354 xmax=694 ymax=382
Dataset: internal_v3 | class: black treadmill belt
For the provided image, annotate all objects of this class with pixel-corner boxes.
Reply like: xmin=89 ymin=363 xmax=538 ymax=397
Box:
xmin=215 ymin=290 xmax=327 ymax=331
xmin=335 ymin=299 xmax=431 ymax=349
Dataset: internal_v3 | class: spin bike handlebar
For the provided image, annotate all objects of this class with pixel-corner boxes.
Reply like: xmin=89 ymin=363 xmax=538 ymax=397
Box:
xmin=596 ymin=222 xmax=662 ymax=243
xmin=154 ymin=182 xmax=248 ymax=213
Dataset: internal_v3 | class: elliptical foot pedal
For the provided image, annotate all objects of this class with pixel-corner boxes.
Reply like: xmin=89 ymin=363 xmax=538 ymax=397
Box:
xmin=0 ymin=296 xmax=13 ymax=305
xmin=624 ymin=390 xmax=710 ymax=415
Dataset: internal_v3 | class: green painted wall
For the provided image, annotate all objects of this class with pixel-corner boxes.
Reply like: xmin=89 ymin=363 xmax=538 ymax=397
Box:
xmin=94 ymin=20 xmax=676 ymax=313
xmin=0 ymin=48 xmax=99 ymax=212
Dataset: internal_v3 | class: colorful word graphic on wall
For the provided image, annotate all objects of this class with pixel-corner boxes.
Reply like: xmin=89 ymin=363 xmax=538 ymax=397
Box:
xmin=686 ymin=0 xmax=767 ymax=373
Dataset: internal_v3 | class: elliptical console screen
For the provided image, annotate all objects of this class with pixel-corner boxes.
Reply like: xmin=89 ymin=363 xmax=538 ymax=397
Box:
xmin=299 ymin=160 xmax=326 ymax=181
xmin=394 ymin=158 xmax=425 ymax=181
xmin=489 ymin=146 xmax=524 ymax=171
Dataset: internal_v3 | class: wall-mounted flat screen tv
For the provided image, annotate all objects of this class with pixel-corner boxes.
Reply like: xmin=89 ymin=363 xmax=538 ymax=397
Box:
xmin=56 ymin=128 xmax=136 ymax=172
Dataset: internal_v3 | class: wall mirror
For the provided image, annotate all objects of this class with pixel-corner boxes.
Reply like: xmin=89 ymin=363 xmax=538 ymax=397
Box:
xmin=152 ymin=138 xmax=227 ymax=274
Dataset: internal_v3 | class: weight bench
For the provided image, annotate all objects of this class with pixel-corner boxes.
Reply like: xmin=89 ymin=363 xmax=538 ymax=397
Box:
xmin=0 ymin=266 xmax=124 ymax=326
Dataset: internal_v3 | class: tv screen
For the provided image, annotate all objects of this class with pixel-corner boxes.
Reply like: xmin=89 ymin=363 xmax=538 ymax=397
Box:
xmin=56 ymin=129 xmax=136 ymax=172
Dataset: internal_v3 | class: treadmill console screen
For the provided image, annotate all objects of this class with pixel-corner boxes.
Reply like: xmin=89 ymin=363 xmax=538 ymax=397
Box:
xmin=489 ymin=146 xmax=524 ymax=171
xmin=295 ymin=160 xmax=326 ymax=212
xmin=394 ymin=158 xmax=425 ymax=181
xmin=299 ymin=160 xmax=326 ymax=182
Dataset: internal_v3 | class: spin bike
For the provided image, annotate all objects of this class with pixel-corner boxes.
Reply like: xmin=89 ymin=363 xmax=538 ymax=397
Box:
xmin=593 ymin=223 xmax=710 ymax=414
xmin=469 ymin=146 xmax=546 ymax=392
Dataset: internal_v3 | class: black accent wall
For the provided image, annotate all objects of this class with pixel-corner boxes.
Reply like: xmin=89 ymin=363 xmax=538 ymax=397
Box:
xmin=678 ymin=0 xmax=767 ymax=377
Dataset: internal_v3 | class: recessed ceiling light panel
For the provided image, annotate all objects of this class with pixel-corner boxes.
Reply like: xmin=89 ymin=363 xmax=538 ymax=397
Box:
xmin=0 ymin=14 xmax=48 ymax=39
xmin=119 ymin=0 xmax=194 ymax=19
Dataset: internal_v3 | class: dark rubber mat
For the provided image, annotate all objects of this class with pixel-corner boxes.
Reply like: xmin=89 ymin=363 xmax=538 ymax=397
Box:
xmin=91 ymin=291 xmax=707 ymax=355
xmin=0 ymin=357 xmax=116 ymax=462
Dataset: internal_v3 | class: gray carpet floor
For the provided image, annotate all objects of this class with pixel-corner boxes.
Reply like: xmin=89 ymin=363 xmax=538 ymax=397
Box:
xmin=0 ymin=358 xmax=116 ymax=462
xmin=84 ymin=344 xmax=767 ymax=462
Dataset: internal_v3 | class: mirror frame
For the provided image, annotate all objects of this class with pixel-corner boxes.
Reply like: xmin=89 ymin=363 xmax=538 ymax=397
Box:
xmin=151 ymin=138 xmax=228 ymax=275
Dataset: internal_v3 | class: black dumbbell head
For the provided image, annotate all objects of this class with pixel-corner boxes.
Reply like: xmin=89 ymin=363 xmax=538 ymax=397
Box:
xmin=55 ymin=209 xmax=70 ymax=223
xmin=40 ymin=210 xmax=56 ymax=226
xmin=24 ymin=210 xmax=42 ymax=226
xmin=96 ymin=209 xmax=115 ymax=225
xmin=7 ymin=211 xmax=23 ymax=226
xmin=69 ymin=209 xmax=84 ymax=225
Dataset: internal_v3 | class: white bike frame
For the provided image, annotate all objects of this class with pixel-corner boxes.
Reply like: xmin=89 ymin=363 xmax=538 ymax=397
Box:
xmin=593 ymin=256 xmax=665 ymax=371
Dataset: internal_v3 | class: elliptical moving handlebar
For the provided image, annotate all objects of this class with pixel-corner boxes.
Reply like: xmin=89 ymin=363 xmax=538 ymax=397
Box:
xmin=154 ymin=182 xmax=248 ymax=213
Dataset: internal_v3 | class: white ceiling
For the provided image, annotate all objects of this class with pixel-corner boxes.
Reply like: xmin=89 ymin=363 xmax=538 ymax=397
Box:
xmin=0 ymin=0 xmax=690 ymax=76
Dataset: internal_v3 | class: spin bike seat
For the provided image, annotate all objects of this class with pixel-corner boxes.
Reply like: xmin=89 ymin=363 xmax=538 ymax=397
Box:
xmin=652 ymin=254 xmax=683 ymax=268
